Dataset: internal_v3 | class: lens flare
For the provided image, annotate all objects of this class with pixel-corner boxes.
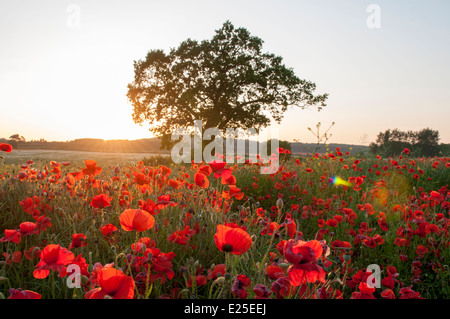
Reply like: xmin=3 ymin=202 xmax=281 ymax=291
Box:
xmin=329 ymin=176 xmax=352 ymax=187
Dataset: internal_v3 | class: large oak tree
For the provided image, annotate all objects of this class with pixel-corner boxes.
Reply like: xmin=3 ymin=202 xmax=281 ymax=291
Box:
xmin=127 ymin=21 xmax=328 ymax=149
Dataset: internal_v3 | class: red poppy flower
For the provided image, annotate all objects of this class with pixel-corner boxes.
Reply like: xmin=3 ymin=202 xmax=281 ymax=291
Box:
xmin=156 ymin=195 xmax=177 ymax=209
xmin=0 ymin=229 xmax=21 ymax=244
xmin=133 ymin=172 xmax=148 ymax=186
xmin=138 ymin=199 xmax=159 ymax=215
xmin=381 ymin=275 xmax=396 ymax=290
xmin=208 ymin=160 xmax=232 ymax=179
xmin=119 ymin=209 xmax=155 ymax=232
xmin=351 ymin=282 xmax=376 ymax=299
xmin=187 ymin=275 xmax=207 ymax=287
xmin=2 ymin=251 xmax=22 ymax=264
xmin=33 ymin=244 xmax=75 ymax=279
xmin=253 ymin=284 xmax=271 ymax=299
xmin=381 ymin=289 xmax=396 ymax=299
xmin=69 ymin=233 xmax=87 ymax=249
xmin=19 ymin=222 xmax=37 ymax=236
xmin=197 ymin=165 xmax=212 ymax=176
xmin=271 ymin=276 xmax=293 ymax=298
xmin=84 ymin=267 xmax=135 ymax=299
xmin=266 ymin=265 xmax=284 ymax=280
xmin=90 ymin=194 xmax=111 ymax=209
xmin=82 ymin=160 xmax=102 ymax=177
xmin=221 ymin=174 xmax=236 ymax=185
xmin=168 ymin=179 xmax=181 ymax=189
xmin=214 ymin=224 xmax=252 ymax=255
xmin=159 ymin=165 xmax=172 ymax=176
xmin=194 ymin=172 xmax=209 ymax=188
xmin=207 ymin=264 xmax=226 ymax=280
xmin=8 ymin=288 xmax=41 ymax=299
xmin=222 ymin=185 xmax=244 ymax=200
xmin=399 ymin=286 xmax=424 ymax=299
xmin=100 ymin=224 xmax=117 ymax=237
xmin=232 ymin=274 xmax=251 ymax=299
xmin=145 ymin=248 xmax=176 ymax=284
xmin=0 ymin=143 xmax=13 ymax=153
xmin=285 ymin=218 xmax=297 ymax=239
xmin=279 ymin=239 xmax=326 ymax=286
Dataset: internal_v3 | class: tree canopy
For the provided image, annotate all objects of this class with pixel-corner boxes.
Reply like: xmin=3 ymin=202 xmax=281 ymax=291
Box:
xmin=369 ymin=128 xmax=441 ymax=157
xmin=127 ymin=21 xmax=328 ymax=150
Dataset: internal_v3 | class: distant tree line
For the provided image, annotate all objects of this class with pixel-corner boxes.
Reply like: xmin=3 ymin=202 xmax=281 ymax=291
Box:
xmin=369 ymin=128 xmax=449 ymax=157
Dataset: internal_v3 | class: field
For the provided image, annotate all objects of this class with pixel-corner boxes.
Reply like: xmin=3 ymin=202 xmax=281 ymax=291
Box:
xmin=0 ymin=147 xmax=449 ymax=300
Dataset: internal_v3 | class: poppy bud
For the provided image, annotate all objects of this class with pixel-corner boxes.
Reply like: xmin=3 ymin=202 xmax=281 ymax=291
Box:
xmin=278 ymin=263 xmax=289 ymax=271
xmin=180 ymin=288 xmax=190 ymax=296
xmin=343 ymin=254 xmax=351 ymax=262
xmin=0 ymin=292 xmax=4 ymax=299
xmin=81 ymin=275 xmax=89 ymax=285
xmin=87 ymin=264 xmax=94 ymax=273
xmin=276 ymin=198 xmax=284 ymax=210
xmin=224 ymin=273 xmax=231 ymax=280
xmin=215 ymin=277 xmax=225 ymax=286
xmin=194 ymin=260 xmax=200 ymax=268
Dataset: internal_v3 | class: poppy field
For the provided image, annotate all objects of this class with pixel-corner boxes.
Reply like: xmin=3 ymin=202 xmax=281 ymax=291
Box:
xmin=0 ymin=144 xmax=449 ymax=300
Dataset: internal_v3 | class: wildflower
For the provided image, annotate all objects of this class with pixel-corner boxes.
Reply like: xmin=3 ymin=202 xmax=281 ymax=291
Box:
xmin=82 ymin=160 xmax=102 ymax=177
xmin=84 ymin=267 xmax=135 ymax=299
xmin=0 ymin=229 xmax=21 ymax=244
xmin=33 ymin=244 xmax=75 ymax=279
xmin=90 ymin=194 xmax=111 ymax=209
xmin=194 ymin=172 xmax=209 ymax=188
xmin=8 ymin=288 xmax=41 ymax=299
xmin=119 ymin=209 xmax=155 ymax=232
xmin=231 ymin=274 xmax=251 ymax=299
xmin=0 ymin=143 xmax=12 ymax=153
xmin=214 ymin=224 xmax=252 ymax=255
xmin=279 ymin=239 xmax=326 ymax=286
xmin=69 ymin=233 xmax=87 ymax=249
xmin=351 ymin=282 xmax=376 ymax=299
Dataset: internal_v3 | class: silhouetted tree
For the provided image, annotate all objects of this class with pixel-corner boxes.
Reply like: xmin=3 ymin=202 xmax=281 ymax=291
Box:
xmin=127 ymin=21 xmax=328 ymax=150
xmin=370 ymin=128 xmax=440 ymax=157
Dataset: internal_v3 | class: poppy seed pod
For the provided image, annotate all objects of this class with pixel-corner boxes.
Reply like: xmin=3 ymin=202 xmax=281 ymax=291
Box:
xmin=215 ymin=277 xmax=225 ymax=286
xmin=276 ymin=198 xmax=284 ymax=210
xmin=278 ymin=263 xmax=289 ymax=271
xmin=81 ymin=275 xmax=89 ymax=286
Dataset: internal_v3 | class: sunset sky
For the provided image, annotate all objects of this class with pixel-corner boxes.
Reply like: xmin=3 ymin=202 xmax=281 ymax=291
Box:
xmin=1 ymin=0 xmax=449 ymax=145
